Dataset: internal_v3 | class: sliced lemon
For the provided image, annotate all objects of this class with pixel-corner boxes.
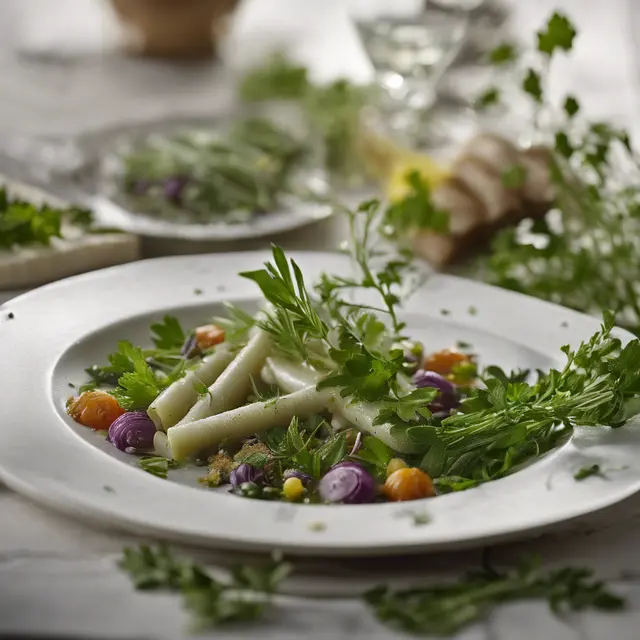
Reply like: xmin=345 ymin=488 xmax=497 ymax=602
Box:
xmin=386 ymin=154 xmax=450 ymax=202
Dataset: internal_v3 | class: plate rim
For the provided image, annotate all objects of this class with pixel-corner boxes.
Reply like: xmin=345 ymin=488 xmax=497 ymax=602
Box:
xmin=1 ymin=250 xmax=639 ymax=556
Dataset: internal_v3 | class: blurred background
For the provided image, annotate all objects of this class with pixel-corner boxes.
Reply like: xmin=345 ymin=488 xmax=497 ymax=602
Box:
xmin=1 ymin=0 xmax=639 ymax=259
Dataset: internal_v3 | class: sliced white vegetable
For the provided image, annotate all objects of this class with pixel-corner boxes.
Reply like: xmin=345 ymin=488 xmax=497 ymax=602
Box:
xmin=264 ymin=357 xmax=417 ymax=454
xmin=147 ymin=343 xmax=235 ymax=431
xmin=329 ymin=396 xmax=417 ymax=454
xmin=262 ymin=356 xmax=321 ymax=393
xmin=153 ymin=431 xmax=171 ymax=458
xmin=176 ymin=329 xmax=273 ymax=425
xmin=168 ymin=386 xmax=332 ymax=461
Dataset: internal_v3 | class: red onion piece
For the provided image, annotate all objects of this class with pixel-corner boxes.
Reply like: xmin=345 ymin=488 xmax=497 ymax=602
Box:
xmin=413 ymin=370 xmax=460 ymax=412
xmin=108 ymin=411 xmax=156 ymax=454
xmin=319 ymin=462 xmax=376 ymax=504
xmin=230 ymin=463 xmax=265 ymax=487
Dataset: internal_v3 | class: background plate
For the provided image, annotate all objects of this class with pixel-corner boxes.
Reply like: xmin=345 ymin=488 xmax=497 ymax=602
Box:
xmin=1 ymin=251 xmax=639 ymax=556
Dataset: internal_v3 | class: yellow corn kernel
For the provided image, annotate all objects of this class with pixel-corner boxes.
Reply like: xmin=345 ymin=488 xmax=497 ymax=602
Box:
xmin=386 ymin=458 xmax=408 ymax=476
xmin=283 ymin=477 xmax=304 ymax=501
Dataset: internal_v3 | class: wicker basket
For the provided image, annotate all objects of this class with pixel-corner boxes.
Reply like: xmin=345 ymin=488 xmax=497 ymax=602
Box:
xmin=110 ymin=0 xmax=240 ymax=58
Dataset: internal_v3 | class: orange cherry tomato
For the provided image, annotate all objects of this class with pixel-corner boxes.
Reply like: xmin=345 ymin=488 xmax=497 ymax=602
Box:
xmin=383 ymin=467 xmax=435 ymax=502
xmin=424 ymin=349 xmax=470 ymax=376
xmin=195 ymin=324 xmax=226 ymax=350
xmin=67 ymin=390 xmax=125 ymax=430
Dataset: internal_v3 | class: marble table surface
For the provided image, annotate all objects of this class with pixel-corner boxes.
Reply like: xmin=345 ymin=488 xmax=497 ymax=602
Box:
xmin=2 ymin=0 xmax=640 ymax=638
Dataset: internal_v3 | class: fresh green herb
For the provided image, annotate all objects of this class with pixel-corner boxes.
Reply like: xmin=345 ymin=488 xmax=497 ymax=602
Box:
xmin=522 ymin=68 xmax=543 ymax=103
xmin=239 ymin=54 xmax=370 ymax=182
xmin=120 ymin=118 xmax=308 ymax=223
xmin=308 ymin=521 xmax=327 ymax=532
xmin=564 ymin=95 xmax=580 ymax=118
xmin=537 ymin=11 xmax=577 ymax=56
xmin=263 ymin=416 xmax=346 ymax=479
xmin=0 ymin=187 xmax=94 ymax=249
xmin=213 ymin=302 xmax=257 ymax=345
xmin=194 ymin=288 xmax=203 ymax=295
xmin=138 ymin=456 xmax=181 ymax=479
xmin=482 ymin=12 xmax=640 ymax=334
xmin=456 ymin=341 xmax=473 ymax=351
xmin=409 ymin=313 xmax=640 ymax=486
xmin=475 ymin=87 xmax=501 ymax=110
xmin=365 ymin=556 xmax=624 ymax=637
xmin=103 ymin=485 xmax=115 ymax=493
xmin=110 ymin=342 xmax=172 ymax=410
xmin=489 ymin=42 xmax=518 ymax=65
xmin=192 ymin=379 xmax=212 ymax=402
xmin=468 ymin=306 xmax=478 ymax=316
xmin=501 ymin=164 xmax=528 ymax=189
xmin=574 ymin=464 xmax=604 ymax=481
xmin=351 ymin=435 xmax=395 ymax=479
xmin=241 ymin=246 xmax=329 ymax=364
xmin=239 ymin=51 xmax=309 ymax=102
xmin=119 ymin=545 xmax=291 ymax=630
xmin=382 ymin=171 xmax=449 ymax=238
xmin=304 ymin=79 xmax=371 ymax=180
xmin=440 ymin=309 xmax=450 ymax=316
xmin=151 ymin=315 xmax=186 ymax=351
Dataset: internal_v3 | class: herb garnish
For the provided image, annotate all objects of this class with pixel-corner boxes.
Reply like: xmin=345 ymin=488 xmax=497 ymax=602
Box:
xmin=239 ymin=53 xmax=370 ymax=182
xmin=479 ymin=12 xmax=640 ymax=335
xmin=365 ymin=556 xmax=624 ymax=636
xmin=262 ymin=416 xmax=346 ymax=480
xmin=138 ymin=456 xmax=181 ymax=479
xmin=118 ymin=545 xmax=290 ymax=630
xmin=0 ymin=187 xmax=93 ymax=249
xmin=574 ymin=464 xmax=604 ymax=481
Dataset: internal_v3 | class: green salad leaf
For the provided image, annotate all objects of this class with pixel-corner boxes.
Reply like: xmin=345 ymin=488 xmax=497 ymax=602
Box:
xmin=0 ymin=187 xmax=93 ymax=250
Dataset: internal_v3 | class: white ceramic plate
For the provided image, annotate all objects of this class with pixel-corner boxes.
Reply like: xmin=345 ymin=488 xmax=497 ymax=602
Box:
xmin=1 ymin=252 xmax=639 ymax=556
xmin=75 ymin=114 xmax=335 ymax=241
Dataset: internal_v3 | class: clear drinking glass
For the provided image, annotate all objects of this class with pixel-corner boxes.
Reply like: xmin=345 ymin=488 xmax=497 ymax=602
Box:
xmin=348 ymin=0 xmax=470 ymax=137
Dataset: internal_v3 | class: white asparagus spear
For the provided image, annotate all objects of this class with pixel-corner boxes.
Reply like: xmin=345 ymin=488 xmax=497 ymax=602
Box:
xmin=168 ymin=386 xmax=332 ymax=461
xmin=264 ymin=357 xmax=417 ymax=454
xmin=176 ymin=329 xmax=273 ymax=425
xmin=147 ymin=343 xmax=235 ymax=431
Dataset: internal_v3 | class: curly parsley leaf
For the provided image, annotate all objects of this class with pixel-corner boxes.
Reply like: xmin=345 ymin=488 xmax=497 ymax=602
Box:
xmin=107 ymin=341 xmax=168 ymax=410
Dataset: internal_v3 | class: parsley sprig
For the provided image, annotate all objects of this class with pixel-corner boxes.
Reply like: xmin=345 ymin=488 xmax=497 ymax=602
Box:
xmin=365 ymin=556 xmax=624 ymax=636
xmin=119 ymin=545 xmax=291 ymax=630
xmin=480 ymin=12 xmax=640 ymax=335
xmin=0 ymin=187 xmax=93 ymax=250
xmin=416 ymin=312 xmax=640 ymax=486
